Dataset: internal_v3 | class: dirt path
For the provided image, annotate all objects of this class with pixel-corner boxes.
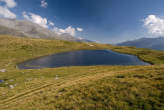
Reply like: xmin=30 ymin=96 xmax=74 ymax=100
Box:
xmin=1 ymin=66 xmax=154 ymax=109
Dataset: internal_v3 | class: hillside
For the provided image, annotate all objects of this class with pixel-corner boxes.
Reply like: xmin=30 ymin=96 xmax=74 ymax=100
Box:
xmin=118 ymin=37 xmax=164 ymax=51
xmin=0 ymin=18 xmax=86 ymax=41
xmin=0 ymin=35 xmax=164 ymax=110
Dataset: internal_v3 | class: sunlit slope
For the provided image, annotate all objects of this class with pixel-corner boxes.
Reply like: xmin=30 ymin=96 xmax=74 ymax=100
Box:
xmin=0 ymin=35 xmax=164 ymax=110
xmin=0 ymin=35 xmax=103 ymax=69
xmin=0 ymin=35 xmax=164 ymax=69
xmin=1 ymin=65 xmax=163 ymax=110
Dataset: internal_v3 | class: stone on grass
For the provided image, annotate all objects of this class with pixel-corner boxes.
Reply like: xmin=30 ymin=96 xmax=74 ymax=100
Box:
xmin=55 ymin=75 xmax=59 ymax=80
xmin=9 ymin=85 xmax=14 ymax=89
xmin=0 ymin=69 xmax=6 ymax=72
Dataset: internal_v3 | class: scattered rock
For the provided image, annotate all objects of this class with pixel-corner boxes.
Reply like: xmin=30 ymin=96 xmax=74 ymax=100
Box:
xmin=55 ymin=75 xmax=59 ymax=80
xmin=0 ymin=69 xmax=6 ymax=72
xmin=9 ymin=85 xmax=14 ymax=89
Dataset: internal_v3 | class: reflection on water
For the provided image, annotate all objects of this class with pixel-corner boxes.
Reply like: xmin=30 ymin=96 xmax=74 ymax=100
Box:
xmin=18 ymin=50 xmax=149 ymax=69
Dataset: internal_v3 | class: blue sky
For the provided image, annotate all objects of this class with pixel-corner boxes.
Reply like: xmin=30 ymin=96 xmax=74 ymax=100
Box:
xmin=0 ymin=0 xmax=164 ymax=43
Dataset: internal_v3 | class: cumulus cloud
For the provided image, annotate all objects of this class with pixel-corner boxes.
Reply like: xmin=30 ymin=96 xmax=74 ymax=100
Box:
xmin=41 ymin=0 xmax=48 ymax=8
xmin=0 ymin=0 xmax=17 ymax=8
xmin=53 ymin=26 xmax=84 ymax=37
xmin=144 ymin=15 xmax=164 ymax=36
xmin=77 ymin=27 xmax=83 ymax=32
xmin=23 ymin=12 xmax=49 ymax=28
xmin=48 ymin=21 xmax=54 ymax=26
xmin=0 ymin=6 xmax=16 ymax=18
xmin=22 ymin=12 xmax=83 ymax=36
xmin=0 ymin=0 xmax=17 ymax=18
xmin=54 ymin=26 xmax=76 ymax=36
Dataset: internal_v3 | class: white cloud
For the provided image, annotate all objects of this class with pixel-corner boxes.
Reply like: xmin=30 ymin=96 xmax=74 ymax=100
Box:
xmin=49 ymin=21 xmax=54 ymax=26
xmin=0 ymin=0 xmax=17 ymax=18
xmin=22 ymin=12 xmax=29 ymax=19
xmin=23 ymin=12 xmax=49 ymax=28
xmin=77 ymin=27 xmax=83 ymax=32
xmin=41 ymin=0 xmax=48 ymax=8
xmin=54 ymin=26 xmax=76 ymax=36
xmin=0 ymin=6 xmax=16 ymax=18
xmin=78 ymin=37 xmax=83 ymax=40
xmin=22 ymin=12 xmax=83 ymax=37
xmin=53 ymin=26 xmax=84 ymax=37
xmin=0 ymin=0 xmax=17 ymax=8
xmin=144 ymin=15 xmax=164 ymax=36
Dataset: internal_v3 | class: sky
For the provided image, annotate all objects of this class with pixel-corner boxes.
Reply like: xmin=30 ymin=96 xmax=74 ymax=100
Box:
xmin=0 ymin=0 xmax=164 ymax=44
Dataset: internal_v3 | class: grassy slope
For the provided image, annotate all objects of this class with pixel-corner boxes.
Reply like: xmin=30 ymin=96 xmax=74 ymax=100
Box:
xmin=0 ymin=35 xmax=163 ymax=110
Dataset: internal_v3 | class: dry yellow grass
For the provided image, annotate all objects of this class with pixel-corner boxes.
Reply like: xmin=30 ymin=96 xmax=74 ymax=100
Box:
xmin=0 ymin=35 xmax=163 ymax=110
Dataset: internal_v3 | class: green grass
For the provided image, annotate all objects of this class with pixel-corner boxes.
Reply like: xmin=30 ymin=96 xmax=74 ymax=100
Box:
xmin=0 ymin=35 xmax=164 ymax=110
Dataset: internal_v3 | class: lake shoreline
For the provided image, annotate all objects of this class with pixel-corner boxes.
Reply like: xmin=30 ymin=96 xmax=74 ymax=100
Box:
xmin=17 ymin=49 xmax=150 ymax=69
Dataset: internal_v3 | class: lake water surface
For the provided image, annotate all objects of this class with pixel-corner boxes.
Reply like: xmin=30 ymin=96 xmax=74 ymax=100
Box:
xmin=18 ymin=50 xmax=149 ymax=69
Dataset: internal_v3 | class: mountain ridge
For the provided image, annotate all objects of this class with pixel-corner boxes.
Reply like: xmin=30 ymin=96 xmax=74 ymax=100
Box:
xmin=117 ymin=37 xmax=164 ymax=51
xmin=0 ymin=18 xmax=91 ymax=42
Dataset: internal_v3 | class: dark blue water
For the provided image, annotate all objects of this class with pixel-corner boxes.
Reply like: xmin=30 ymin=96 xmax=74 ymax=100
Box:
xmin=18 ymin=50 xmax=149 ymax=69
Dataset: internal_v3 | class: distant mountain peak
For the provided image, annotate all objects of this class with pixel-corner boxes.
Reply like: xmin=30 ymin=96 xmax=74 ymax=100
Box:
xmin=117 ymin=37 xmax=164 ymax=51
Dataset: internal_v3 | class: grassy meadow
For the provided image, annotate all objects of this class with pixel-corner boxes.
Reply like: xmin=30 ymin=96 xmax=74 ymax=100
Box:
xmin=0 ymin=35 xmax=164 ymax=110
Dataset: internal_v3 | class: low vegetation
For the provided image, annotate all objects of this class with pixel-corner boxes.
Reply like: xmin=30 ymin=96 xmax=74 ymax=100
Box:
xmin=0 ymin=35 xmax=163 ymax=110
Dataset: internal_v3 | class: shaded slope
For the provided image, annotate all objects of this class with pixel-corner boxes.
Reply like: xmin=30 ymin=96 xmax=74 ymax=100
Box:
xmin=0 ymin=18 xmax=84 ymax=41
xmin=118 ymin=37 xmax=164 ymax=51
